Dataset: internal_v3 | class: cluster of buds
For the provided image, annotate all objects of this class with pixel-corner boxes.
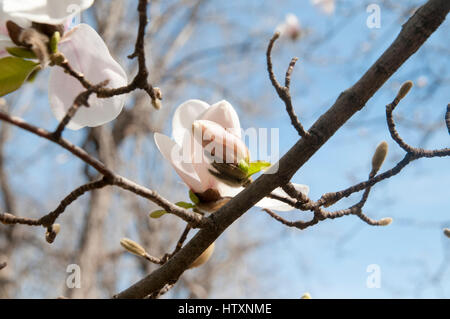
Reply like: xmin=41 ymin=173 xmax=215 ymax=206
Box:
xmin=6 ymin=20 xmax=63 ymax=65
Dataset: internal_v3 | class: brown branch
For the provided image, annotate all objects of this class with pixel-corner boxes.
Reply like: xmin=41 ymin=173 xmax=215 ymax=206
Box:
xmin=0 ymin=262 xmax=6 ymax=271
xmin=52 ymin=80 xmax=109 ymax=139
xmin=0 ymin=110 xmax=114 ymax=177
xmin=112 ymin=176 xmax=210 ymax=228
xmin=0 ymin=178 xmax=109 ymax=229
xmin=266 ymin=33 xmax=309 ymax=138
xmin=54 ymin=0 xmax=157 ymax=103
xmin=0 ymin=112 xmax=209 ymax=228
xmin=115 ymin=0 xmax=450 ymax=298
xmin=386 ymin=95 xmax=449 ymax=156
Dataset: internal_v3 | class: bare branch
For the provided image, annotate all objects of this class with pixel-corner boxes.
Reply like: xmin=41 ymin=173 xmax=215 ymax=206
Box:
xmin=266 ymin=32 xmax=309 ymax=138
xmin=115 ymin=0 xmax=450 ymax=298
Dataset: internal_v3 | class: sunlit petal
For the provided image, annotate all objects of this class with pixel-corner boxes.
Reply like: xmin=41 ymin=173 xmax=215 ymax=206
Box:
xmin=199 ymin=100 xmax=241 ymax=138
xmin=172 ymin=99 xmax=209 ymax=146
xmin=48 ymin=24 xmax=127 ymax=129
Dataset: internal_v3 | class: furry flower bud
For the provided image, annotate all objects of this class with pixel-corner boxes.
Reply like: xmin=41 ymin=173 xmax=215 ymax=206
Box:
xmin=120 ymin=238 xmax=147 ymax=257
xmin=371 ymin=141 xmax=388 ymax=174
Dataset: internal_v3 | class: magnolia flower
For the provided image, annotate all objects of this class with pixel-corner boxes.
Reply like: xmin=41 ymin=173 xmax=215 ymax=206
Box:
xmin=154 ymin=99 xmax=309 ymax=211
xmin=311 ymin=0 xmax=335 ymax=15
xmin=0 ymin=0 xmax=128 ymax=129
xmin=276 ymin=14 xmax=301 ymax=41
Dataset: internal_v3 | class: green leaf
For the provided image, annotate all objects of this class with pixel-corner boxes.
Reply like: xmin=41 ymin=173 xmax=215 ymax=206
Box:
xmin=189 ymin=190 xmax=200 ymax=205
xmin=6 ymin=47 xmax=37 ymax=59
xmin=50 ymin=31 xmax=60 ymax=54
xmin=247 ymin=161 xmax=271 ymax=177
xmin=26 ymin=66 xmax=42 ymax=83
xmin=149 ymin=210 xmax=167 ymax=218
xmin=0 ymin=57 xmax=39 ymax=97
xmin=238 ymin=159 xmax=249 ymax=174
xmin=175 ymin=201 xmax=195 ymax=209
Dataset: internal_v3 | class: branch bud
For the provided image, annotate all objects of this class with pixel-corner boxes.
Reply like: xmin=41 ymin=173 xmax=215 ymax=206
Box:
xmin=395 ymin=81 xmax=413 ymax=101
xmin=378 ymin=217 xmax=393 ymax=226
xmin=301 ymin=292 xmax=312 ymax=299
xmin=45 ymin=224 xmax=61 ymax=244
xmin=444 ymin=228 xmax=450 ymax=238
xmin=189 ymin=243 xmax=215 ymax=269
xmin=371 ymin=141 xmax=388 ymax=174
xmin=120 ymin=238 xmax=147 ymax=257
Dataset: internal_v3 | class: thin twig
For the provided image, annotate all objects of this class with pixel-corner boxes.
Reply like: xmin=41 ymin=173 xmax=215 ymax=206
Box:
xmin=53 ymin=80 xmax=109 ymax=138
xmin=266 ymin=32 xmax=309 ymax=138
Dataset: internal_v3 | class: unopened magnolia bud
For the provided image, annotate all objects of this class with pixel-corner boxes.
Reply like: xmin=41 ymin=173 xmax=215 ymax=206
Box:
xmin=301 ymin=292 xmax=312 ymax=299
xmin=444 ymin=228 xmax=450 ymax=238
xmin=154 ymin=87 xmax=163 ymax=100
xmin=371 ymin=141 xmax=388 ymax=174
xmin=120 ymin=238 xmax=146 ymax=257
xmin=396 ymin=81 xmax=413 ymax=101
xmin=52 ymin=224 xmax=61 ymax=235
xmin=151 ymin=98 xmax=162 ymax=110
xmin=45 ymin=224 xmax=61 ymax=244
xmin=378 ymin=217 xmax=393 ymax=226
xmin=189 ymin=243 xmax=215 ymax=269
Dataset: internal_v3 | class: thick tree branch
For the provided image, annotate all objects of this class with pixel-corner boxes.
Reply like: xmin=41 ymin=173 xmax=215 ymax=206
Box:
xmin=115 ymin=0 xmax=450 ymax=298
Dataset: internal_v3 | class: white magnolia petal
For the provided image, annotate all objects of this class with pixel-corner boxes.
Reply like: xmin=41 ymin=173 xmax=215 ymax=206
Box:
xmin=172 ymin=99 xmax=209 ymax=146
xmin=256 ymin=184 xmax=310 ymax=211
xmin=217 ymin=184 xmax=244 ymax=198
xmin=199 ymin=100 xmax=241 ymax=138
xmin=154 ymin=133 xmax=207 ymax=193
xmin=1 ymin=0 xmax=94 ymax=24
xmin=192 ymin=119 xmax=249 ymax=164
xmin=189 ymin=137 xmax=220 ymax=192
xmin=48 ymin=24 xmax=127 ymax=130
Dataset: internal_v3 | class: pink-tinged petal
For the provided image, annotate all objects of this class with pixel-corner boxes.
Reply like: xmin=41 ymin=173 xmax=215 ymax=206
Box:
xmin=192 ymin=120 xmax=249 ymax=164
xmin=1 ymin=0 xmax=94 ymax=25
xmin=48 ymin=24 xmax=127 ymax=130
xmin=172 ymin=99 xmax=209 ymax=146
xmin=199 ymin=100 xmax=241 ymax=138
xmin=256 ymin=183 xmax=309 ymax=211
xmin=154 ymin=133 xmax=207 ymax=193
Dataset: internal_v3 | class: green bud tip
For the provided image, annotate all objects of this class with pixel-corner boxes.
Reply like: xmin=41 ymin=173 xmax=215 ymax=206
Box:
xmin=50 ymin=31 xmax=61 ymax=54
